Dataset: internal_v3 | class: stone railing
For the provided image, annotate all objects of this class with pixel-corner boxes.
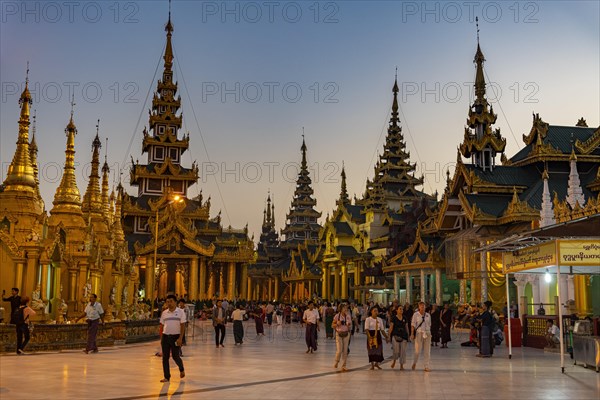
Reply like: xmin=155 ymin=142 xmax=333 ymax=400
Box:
xmin=0 ymin=319 xmax=160 ymax=353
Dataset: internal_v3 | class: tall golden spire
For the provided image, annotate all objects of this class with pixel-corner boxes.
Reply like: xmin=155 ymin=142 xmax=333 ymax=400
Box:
xmin=101 ymin=138 xmax=110 ymax=220
xmin=29 ymin=109 xmax=42 ymax=202
xmin=51 ymin=97 xmax=83 ymax=214
xmin=82 ymin=119 xmax=104 ymax=220
xmin=337 ymin=163 xmax=350 ymax=207
xmin=112 ymin=183 xmax=125 ymax=242
xmin=164 ymin=0 xmax=174 ymax=71
xmin=390 ymin=67 xmax=400 ymax=128
xmin=474 ymin=17 xmax=486 ymax=104
xmin=3 ymin=64 xmax=36 ymax=192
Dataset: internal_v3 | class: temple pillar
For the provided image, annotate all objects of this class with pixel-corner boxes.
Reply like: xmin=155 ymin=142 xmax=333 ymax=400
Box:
xmin=219 ymin=264 xmax=226 ymax=299
xmin=558 ymin=274 xmax=568 ymax=314
xmin=405 ymin=273 xmax=412 ymax=305
xmin=25 ymin=251 xmax=39 ymax=298
xmin=574 ymin=275 xmax=591 ymax=315
xmin=393 ymin=272 xmax=399 ymax=301
xmin=420 ymin=269 xmax=425 ymax=302
xmin=40 ymin=262 xmax=49 ymax=301
xmin=514 ymin=274 xmax=528 ymax=323
xmin=341 ymin=264 xmax=348 ymax=299
xmin=68 ymin=270 xmax=77 ymax=302
xmin=322 ymin=265 xmax=329 ymax=300
xmin=266 ymin=278 xmax=272 ymax=301
xmin=240 ymin=264 xmax=248 ymax=299
xmin=207 ymin=266 xmax=216 ymax=299
xmin=145 ymin=257 xmax=154 ymax=301
xmin=334 ymin=265 xmax=340 ymax=300
xmin=528 ymin=274 xmax=540 ymax=314
xmin=15 ymin=260 xmax=25 ymax=291
xmin=199 ymin=258 xmax=207 ymax=300
xmin=189 ymin=258 xmax=199 ymax=300
xmin=354 ymin=264 xmax=361 ymax=301
xmin=480 ymin=250 xmax=488 ymax=302
xmin=227 ymin=262 xmax=236 ymax=299
xmin=435 ymin=268 xmax=442 ymax=305
xmin=567 ymin=274 xmax=575 ymax=303
xmin=274 ymin=276 xmax=279 ymax=301
xmin=459 ymin=279 xmax=466 ymax=304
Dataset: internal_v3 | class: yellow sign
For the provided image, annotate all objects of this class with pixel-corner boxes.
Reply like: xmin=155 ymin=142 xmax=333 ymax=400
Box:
xmin=558 ymin=240 xmax=600 ymax=266
xmin=503 ymin=241 xmax=556 ymax=274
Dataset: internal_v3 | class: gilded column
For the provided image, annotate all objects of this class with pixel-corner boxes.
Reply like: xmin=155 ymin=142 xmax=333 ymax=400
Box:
xmin=207 ymin=266 xmax=216 ymax=299
xmin=227 ymin=262 xmax=236 ymax=299
xmin=268 ymin=278 xmax=273 ymax=301
xmin=480 ymin=251 xmax=488 ymax=302
xmin=334 ymin=265 xmax=340 ymax=300
xmin=40 ymin=262 xmax=49 ymax=301
xmin=354 ymin=263 xmax=361 ymax=301
xmin=190 ymin=258 xmax=199 ymax=300
xmin=435 ymin=268 xmax=442 ymax=305
xmin=420 ymin=269 xmax=425 ymax=302
xmin=69 ymin=270 xmax=77 ymax=301
xmin=459 ymin=279 xmax=466 ymax=304
xmin=574 ymin=275 xmax=591 ymax=315
xmin=405 ymin=273 xmax=412 ymax=304
xmin=240 ymin=264 xmax=248 ymax=299
xmin=15 ymin=260 xmax=25 ymax=291
xmin=274 ymin=276 xmax=279 ymax=300
xmin=25 ymin=251 xmax=39 ymax=297
xmin=199 ymin=258 xmax=207 ymax=300
xmin=247 ymin=277 xmax=252 ymax=301
xmin=219 ymin=264 xmax=226 ymax=299
xmin=145 ymin=257 xmax=154 ymax=301
xmin=341 ymin=264 xmax=348 ymax=299
xmin=321 ymin=265 xmax=329 ymax=300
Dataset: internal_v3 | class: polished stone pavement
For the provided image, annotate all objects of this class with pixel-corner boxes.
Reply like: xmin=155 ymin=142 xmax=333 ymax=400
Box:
xmin=1 ymin=321 xmax=598 ymax=400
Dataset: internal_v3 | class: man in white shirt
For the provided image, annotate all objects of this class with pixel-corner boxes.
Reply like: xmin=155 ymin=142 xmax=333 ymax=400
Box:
xmin=76 ymin=293 xmax=104 ymax=354
xmin=545 ymin=320 xmax=560 ymax=348
xmin=159 ymin=294 xmax=186 ymax=382
xmin=303 ymin=301 xmax=320 ymax=353
xmin=410 ymin=301 xmax=432 ymax=372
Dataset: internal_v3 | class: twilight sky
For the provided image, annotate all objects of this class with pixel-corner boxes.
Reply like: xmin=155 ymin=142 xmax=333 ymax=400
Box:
xmin=1 ymin=1 xmax=599 ymax=242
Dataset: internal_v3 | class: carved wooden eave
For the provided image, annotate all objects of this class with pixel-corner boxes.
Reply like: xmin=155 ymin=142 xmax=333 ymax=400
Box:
xmin=522 ymin=113 xmax=549 ymax=145
xmin=458 ymin=190 xmax=497 ymax=225
xmin=149 ymin=110 xmax=182 ymax=129
xmin=554 ymin=192 xmax=600 ymax=223
xmin=574 ymin=126 xmax=600 ymax=155
xmin=588 ymin=169 xmax=600 ymax=192
xmin=460 ymin=127 xmax=507 ymax=157
xmin=0 ymin=230 xmax=22 ymax=258
xmin=142 ymin=129 xmax=189 ymax=152
xmin=498 ymin=190 xmax=540 ymax=225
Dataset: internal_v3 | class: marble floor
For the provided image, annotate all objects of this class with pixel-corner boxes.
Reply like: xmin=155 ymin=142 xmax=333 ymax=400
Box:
xmin=1 ymin=321 xmax=598 ymax=400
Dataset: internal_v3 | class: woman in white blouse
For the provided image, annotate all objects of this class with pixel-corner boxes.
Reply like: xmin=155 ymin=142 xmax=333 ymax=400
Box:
xmin=364 ymin=307 xmax=389 ymax=370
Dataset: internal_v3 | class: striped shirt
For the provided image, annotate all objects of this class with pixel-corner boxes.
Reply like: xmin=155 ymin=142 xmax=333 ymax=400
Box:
xmin=160 ymin=307 xmax=186 ymax=335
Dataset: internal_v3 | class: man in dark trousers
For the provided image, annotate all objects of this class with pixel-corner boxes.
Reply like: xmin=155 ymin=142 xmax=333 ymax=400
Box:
xmin=159 ymin=294 xmax=186 ymax=382
xmin=2 ymin=288 xmax=21 ymax=324
xmin=76 ymin=293 xmax=105 ymax=353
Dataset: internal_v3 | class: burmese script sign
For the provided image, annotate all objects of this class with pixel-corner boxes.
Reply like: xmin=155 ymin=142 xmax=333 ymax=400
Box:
xmin=558 ymin=240 xmax=600 ymax=266
xmin=503 ymin=242 xmax=556 ymax=274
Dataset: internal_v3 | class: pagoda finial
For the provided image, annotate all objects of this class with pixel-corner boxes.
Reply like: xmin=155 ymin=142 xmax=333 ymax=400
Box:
xmin=338 ymin=162 xmax=350 ymax=207
xmin=390 ymin=72 xmax=400 ymax=128
xmin=163 ymin=0 xmax=174 ymax=70
xmin=474 ymin=17 xmax=486 ymax=102
xmin=566 ymin=145 xmax=585 ymax=208
xmin=2 ymin=64 xmax=36 ymax=192
xmin=83 ymin=119 xmax=103 ymax=219
xmin=540 ymin=166 xmax=555 ymax=227
xmin=301 ymin=131 xmax=307 ymax=171
xmin=52 ymin=108 xmax=82 ymax=212
xmin=101 ymin=137 xmax=111 ymax=219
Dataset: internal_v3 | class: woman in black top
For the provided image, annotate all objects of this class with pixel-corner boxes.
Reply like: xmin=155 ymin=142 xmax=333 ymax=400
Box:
xmin=440 ymin=303 xmax=453 ymax=348
xmin=388 ymin=306 xmax=409 ymax=369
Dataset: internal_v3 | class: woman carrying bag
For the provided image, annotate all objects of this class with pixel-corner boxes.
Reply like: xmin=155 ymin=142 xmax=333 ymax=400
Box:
xmin=332 ymin=303 xmax=352 ymax=372
xmin=388 ymin=305 xmax=409 ymax=369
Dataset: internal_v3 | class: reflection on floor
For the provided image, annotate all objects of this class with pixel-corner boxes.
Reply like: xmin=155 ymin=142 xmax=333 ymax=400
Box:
xmin=0 ymin=321 xmax=598 ymax=400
